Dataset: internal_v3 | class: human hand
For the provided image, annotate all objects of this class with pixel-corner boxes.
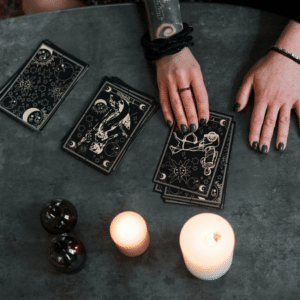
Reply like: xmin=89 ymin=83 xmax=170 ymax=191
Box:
xmin=154 ymin=46 xmax=209 ymax=133
xmin=235 ymin=49 xmax=300 ymax=153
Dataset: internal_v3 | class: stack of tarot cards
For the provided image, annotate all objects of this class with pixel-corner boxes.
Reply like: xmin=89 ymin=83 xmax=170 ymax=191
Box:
xmin=62 ymin=76 xmax=160 ymax=175
xmin=0 ymin=40 xmax=89 ymax=131
xmin=153 ymin=111 xmax=235 ymax=209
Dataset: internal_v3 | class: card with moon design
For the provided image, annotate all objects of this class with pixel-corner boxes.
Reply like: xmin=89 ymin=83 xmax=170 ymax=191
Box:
xmin=162 ymin=121 xmax=235 ymax=209
xmin=62 ymin=77 xmax=159 ymax=174
xmin=153 ymin=111 xmax=234 ymax=198
xmin=0 ymin=39 xmax=89 ymax=131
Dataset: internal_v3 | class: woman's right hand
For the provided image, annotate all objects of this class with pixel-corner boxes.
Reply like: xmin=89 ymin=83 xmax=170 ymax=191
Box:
xmin=154 ymin=46 xmax=209 ymax=133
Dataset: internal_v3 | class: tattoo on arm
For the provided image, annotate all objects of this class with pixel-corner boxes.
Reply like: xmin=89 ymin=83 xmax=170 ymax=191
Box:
xmin=142 ymin=0 xmax=183 ymax=40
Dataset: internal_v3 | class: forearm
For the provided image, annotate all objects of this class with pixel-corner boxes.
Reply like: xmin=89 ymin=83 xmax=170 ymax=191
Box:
xmin=275 ymin=20 xmax=300 ymax=57
xmin=141 ymin=0 xmax=183 ymax=41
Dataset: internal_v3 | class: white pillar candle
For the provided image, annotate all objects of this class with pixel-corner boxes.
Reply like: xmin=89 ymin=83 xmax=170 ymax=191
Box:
xmin=109 ymin=211 xmax=150 ymax=257
xmin=179 ymin=213 xmax=235 ymax=280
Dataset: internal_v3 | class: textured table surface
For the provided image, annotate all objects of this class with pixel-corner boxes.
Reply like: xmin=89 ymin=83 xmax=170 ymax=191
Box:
xmin=0 ymin=3 xmax=299 ymax=300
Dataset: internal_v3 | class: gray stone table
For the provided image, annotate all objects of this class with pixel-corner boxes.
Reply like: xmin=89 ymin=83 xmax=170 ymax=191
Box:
xmin=0 ymin=2 xmax=299 ymax=300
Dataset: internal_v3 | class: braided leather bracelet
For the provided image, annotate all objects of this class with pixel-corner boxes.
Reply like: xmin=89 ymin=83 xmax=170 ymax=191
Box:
xmin=270 ymin=45 xmax=300 ymax=64
xmin=141 ymin=22 xmax=194 ymax=63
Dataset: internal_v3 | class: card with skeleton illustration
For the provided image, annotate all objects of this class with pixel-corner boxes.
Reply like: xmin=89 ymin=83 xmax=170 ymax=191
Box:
xmin=108 ymin=76 xmax=160 ymax=140
xmin=99 ymin=77 xmax=159 ymax=172
xmin=162 ymin=122 xmax=235 ymax=209
xmin=0 ymin=40 xmax=89 ymax=131
xmin=153 ymin=111 xmax=233 ymax=197
xmin=62 ymin=77 xmax=157 ymax=174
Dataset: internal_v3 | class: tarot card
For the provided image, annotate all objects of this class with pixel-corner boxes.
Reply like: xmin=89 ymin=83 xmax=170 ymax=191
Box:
xmin=162 ymin=122 xmax=235 ymax=209
xmin=108 ymin=76 xmax=160 ymax=139
xmin=62 ymin=77 xmax=156 ymax=175
xmin=95 ymin=77 xmax=159 ymax=171
xmin=153 ymin=183 xmax=164 ymax=193
xmin=153 ymin=110 xmax=233 ymax=197
xmin=0 ymin=39 xmax=89 ymax=131
xmin=105 ymin=77 xmax=159 ymax=171
xmin=109 ymin=76 xmax=157 ymax=103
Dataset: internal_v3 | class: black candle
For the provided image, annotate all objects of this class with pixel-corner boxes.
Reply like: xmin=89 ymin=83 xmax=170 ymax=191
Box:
xmin=49 ymin=233 xmax=86 ymax=273
xmin=40 ymin=199 xmax=77 ymax=234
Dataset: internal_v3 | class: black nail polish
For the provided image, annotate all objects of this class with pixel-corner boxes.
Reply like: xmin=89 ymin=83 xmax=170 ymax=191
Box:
xmin=190 ymin=123 xmax=196 ymax=132
xmin=278 ymin=142 xmax=284 ymax=152
xmin=200 ymin=118 xmax=207 ymax=126
xmin=233 ymin=103 xmax=240 ymax=112
xmin=181 ymin=124 xmax=187 ymax=133
xmin=252 ymin=141 xmax=258 ymax=151
xmin=167 ymin=120 xmax=172 ymax=127
xmin=262 ymin=144 xmax=268 ymax=154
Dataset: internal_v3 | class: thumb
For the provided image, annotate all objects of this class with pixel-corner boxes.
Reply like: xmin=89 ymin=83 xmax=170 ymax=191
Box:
xmin=234 ymin=74 xmax=254 ymax=112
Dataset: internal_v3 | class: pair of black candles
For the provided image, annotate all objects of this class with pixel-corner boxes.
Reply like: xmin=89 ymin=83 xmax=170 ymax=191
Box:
xmin=40 ymin=199 xmax=86 ymax=273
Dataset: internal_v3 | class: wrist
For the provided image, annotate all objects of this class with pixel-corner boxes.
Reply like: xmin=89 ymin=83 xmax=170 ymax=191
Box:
xmin=275 ymin=20 xmax=300 ymax=58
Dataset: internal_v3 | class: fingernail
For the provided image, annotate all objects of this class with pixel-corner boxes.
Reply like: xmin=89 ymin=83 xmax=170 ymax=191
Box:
xmin=190 ymin=123 xmax=196 ymax=132
xmin=167 ymin=120 xmax=172 ymax=127
xmin=233 ymin=103 xmax=240 ymax=112
xmin=252 ymin=141 xmax=258 ymax=151
xmin=200 ymin=118 xmax=207 ymax=126
xmin=278 ymin=142 xmax=284 ymax=152
xmin=262 ymin=144 xmax=268 ymax=154
xmin=181 ymin=124 xmax=187 ymax=133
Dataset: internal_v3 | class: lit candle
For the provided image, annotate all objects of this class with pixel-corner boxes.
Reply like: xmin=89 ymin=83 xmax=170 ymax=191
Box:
xmin=179 ymin=213 xmax=235 ymax=280
xmin=109 ymin=211 xmax=150 ymax=257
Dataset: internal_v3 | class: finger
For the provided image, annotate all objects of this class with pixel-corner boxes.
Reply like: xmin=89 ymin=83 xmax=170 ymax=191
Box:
xmin=259 ymin=104 xmax=280 ymax=154
xmin=178 ymin=85 xmax=198 ymax=133
xmin=190 ymin=70 xmax=209 ymax=126
xmin=168 ymin=77 xmax=188 ymax=133
xmin=235 ymin=74 xmax=253 ymax=112
xmin=276 ymin=103 xmax=291 ymax=152
xmin=248 ymin=99 xmax=267 ymax=151
xmin=293 ymin=100 xmax=300 ymax=136
xmin=158 ymin=80 xmax=174 ymax=127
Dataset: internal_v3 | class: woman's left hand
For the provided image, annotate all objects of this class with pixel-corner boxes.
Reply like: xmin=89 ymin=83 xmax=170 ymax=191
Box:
xmin=235 ymin=20 xmax=300 ymax=153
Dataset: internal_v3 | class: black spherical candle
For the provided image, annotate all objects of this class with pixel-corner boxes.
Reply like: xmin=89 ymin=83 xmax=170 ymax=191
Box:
xmin=40 ymin=199 xmax=77 ymax=234
xmin=50 ymin=233 xmax=86 ymax=273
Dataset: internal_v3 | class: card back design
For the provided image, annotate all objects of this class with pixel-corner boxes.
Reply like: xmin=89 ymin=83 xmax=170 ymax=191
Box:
xmin=0 ymin=40 xmax=88 ymax=131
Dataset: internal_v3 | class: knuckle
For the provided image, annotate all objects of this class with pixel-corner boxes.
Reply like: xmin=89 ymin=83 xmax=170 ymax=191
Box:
xmin=165 ymin=74 xmax=174 ymax=84
xmin=250 ymin=115 xmax=264 ymax=126
xmin=264 ymin=117 xmax=277 ymax=127
xmin=161 ymin=105 xmax=169 ymax=115
xmin=191 ymin=64 xmax=201 ymax=74
xmin=278 ymin=115 xmax=289 ymax=125
xmin=174 ymin=68 xmax=186 ymax=78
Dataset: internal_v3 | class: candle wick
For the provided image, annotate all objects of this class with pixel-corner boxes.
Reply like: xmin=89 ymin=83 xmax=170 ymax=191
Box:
xmin=213 ymin=232 xmax=221 ymax=242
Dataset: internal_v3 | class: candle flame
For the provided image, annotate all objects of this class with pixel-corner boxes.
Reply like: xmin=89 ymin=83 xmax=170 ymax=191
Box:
xmin=213 ymin=232 xmax=221 ymax=242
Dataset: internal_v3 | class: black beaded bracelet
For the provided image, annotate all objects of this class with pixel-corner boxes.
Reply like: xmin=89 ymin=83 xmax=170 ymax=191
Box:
xmin=270 ymin=45 xmax=300 ymax=64
xmin=141 ymin=22 xmax=194 ymax=63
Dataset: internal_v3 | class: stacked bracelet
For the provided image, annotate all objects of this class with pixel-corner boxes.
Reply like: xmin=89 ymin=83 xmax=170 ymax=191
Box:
xmin=270 ymin=45 xmax=300 ymax=64
xmin=141 ymin=22 xmax=194 ymax=63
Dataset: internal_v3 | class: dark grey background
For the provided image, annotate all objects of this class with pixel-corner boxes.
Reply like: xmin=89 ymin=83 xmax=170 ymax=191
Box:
xmin=0 ymin=3 xmax=299 ymax=299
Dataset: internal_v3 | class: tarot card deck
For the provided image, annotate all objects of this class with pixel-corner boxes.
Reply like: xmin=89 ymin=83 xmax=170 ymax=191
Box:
xmin=153 ymin=111 xmax=235 ymax=209
xmin=62 ymin=76 xmax=160 ymax=175
xmin=0 ymin=40 xmax=89 ymax=131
